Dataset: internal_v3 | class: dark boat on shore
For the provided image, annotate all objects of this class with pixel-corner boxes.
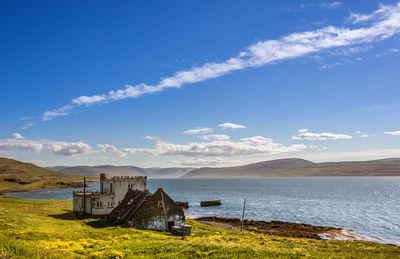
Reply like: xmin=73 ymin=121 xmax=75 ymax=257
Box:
xmin=200 ymin=200 xmax=221 ymax=207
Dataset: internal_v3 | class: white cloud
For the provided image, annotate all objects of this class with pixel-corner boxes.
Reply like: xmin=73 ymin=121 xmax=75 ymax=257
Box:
xmin=385 ymin=130 xmax=400 ymax=136
xmin=183 ymin=127 xmax=213 ymax=135
xmin=200 ymin=134 xmax=231 ymax=141
xmin=219 ymin=122 xmax=246 ymax=130
xmin=100 ymin=136 xmax=306 ymax=158
xmin=11 ymin=133 xmax=24 ymax=139
xmin=292 ymin=129 xmax=352 ymax=140
xmin=0 ymin=136 xmax=92 ymax=156
xmin=98 ymin=144 xmax=127 ymax=157
xmin=72 ymin=95 xmax=107 ymax=106
xmin=349 ymin=3 xmax=398 ymax=24
xmin=360 ymin=134 xmax=369 ymax=138
xmin=298 ymin=128 xmax=309 ymax=133
xmin=144 ymin=136 xmax=160 ymax=141
xmin=0 ymin=138 xmax=43 ymax=154
xmin=45 ymin=141 xmax=92 ymax=156
xmin=39 ymin=2 xmax=400 ymax=121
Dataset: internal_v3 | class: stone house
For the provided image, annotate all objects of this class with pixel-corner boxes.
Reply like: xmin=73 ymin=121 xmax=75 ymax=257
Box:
xmin=108 ymin=188 xmax=185 ymax=231
xmin=73 ymin=174 xmax=147 ymax=216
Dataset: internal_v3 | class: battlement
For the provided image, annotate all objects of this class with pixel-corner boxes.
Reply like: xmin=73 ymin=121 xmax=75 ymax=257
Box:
xmin=73 ymin=190 xmax=114 ymax=196
xmin=104 ymin=176 xmax=147 ymax=181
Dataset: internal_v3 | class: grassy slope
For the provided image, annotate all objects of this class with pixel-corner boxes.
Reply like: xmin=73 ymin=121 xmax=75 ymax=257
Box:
xmin=0 ymin=157 xmax=96 ymax=192
xmin=183 ymin=158 xmax=400 ymax=178
xmin=0 ymin=196 xmax=399 ymax=258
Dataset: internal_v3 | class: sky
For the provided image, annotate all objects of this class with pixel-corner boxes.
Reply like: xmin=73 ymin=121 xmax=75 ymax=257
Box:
xmin=1 ymin=0 xmax=400 ymax=168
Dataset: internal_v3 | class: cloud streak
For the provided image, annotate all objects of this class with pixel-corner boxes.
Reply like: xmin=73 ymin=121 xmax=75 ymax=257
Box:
xmin=385 ymin=130 xmax=400 ymax=136
xmin=183 ymin=127 xmax=213 ymax=135
xmin=292 ymin=129 xmax=352 ymax=140
xmin=40 ymin=3 xmax=400 ymax=121
xmin=219 ymin=122 xmax=246 ymax=129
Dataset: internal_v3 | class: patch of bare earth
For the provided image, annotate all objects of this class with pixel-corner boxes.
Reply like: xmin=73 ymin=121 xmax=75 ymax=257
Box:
xmin=195 ymin=217 xmax=365 ymax=240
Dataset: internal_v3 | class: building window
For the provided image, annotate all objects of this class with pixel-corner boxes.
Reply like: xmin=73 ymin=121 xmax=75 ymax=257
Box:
xmin=108 ymin=201 xmax=114 ymax=208
xmin=128 ymin=184 xmax=133 ymax=189
xmin=110 ymin=183 xmax=113 ymax=192
xmin=96 ymin=202 xmax=103 ymax=208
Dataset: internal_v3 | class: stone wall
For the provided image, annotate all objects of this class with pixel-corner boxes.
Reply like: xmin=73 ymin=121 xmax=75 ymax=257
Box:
xmin=90 ymin=193 xmax=116 ymax=216
xmin=102 ymin=176 xmax=147 ymax=202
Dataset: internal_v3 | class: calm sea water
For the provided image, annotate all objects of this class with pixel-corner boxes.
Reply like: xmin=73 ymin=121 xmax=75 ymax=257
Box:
xmin=9 ymin=177 xmax=400 ymax=244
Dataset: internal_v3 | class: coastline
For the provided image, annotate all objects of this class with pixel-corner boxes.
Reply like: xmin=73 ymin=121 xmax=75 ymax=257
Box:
xmin=194 ymin=217 xmax=375 ymax=243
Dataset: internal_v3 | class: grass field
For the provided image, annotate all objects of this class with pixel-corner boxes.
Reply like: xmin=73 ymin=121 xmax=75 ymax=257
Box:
xmin=0 ymin=195 xmax=399 ymax=258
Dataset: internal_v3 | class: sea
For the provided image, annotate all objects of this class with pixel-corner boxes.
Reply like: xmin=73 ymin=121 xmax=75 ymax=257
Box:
xmin=9 ymin=177 xmax=400 ymax=244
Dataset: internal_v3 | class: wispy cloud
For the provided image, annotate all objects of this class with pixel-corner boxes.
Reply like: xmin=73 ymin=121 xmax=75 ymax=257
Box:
xmin=183 ymin=127 xmax=213 ymax=135
xmin=144 ymin=136 xmax=160 ymax=141
xmin=385 ymin=130 xmax=400 ymax=136
xmin=376 ymin=47 xmax=399 ymax=57
xmin=219 ymin=122 xmax=246 ymax=130
xmin=355 ymin=130 xmax=370 ymax=138
xmin=199 ymin=134 xmax=231 ymax=141
xmin=39 ymin=3 xmax=400 ymax=121
xmin=299 ymin=2 xmax=343 ymax=11
xmin=292 ymin=129 xmax=352 ymax=140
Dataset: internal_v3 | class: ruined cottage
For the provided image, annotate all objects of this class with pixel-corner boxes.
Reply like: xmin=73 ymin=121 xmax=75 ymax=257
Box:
xmin=73 ymin=173 xmax=147 ymax=216
xmin=108 ymin=188 xmax=185 ymax=231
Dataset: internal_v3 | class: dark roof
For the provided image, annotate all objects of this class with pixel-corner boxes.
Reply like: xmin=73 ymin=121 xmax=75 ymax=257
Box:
xmin=108 ymin=189 xmax=151 ymax=221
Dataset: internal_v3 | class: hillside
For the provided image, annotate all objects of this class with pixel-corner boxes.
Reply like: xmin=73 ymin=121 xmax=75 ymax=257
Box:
xmin=182 ymin=158 xmax=400 ymax=178
xmin=0 ymin=157 xmax=93 ymax=192
xmin=50 ymin=165 xmax=193 ymax=178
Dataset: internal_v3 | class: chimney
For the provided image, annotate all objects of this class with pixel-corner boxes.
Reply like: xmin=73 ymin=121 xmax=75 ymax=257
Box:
xmin=100 ymin=173 xmax=105 ymax=193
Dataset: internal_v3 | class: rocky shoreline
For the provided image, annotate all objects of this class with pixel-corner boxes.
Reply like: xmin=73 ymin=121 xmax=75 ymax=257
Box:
xmin=195 ymin=217 xmax=368 ymax=241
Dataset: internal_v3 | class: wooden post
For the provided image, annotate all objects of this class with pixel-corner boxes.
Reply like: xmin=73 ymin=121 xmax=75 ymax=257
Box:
xmin=83 ymin=177 xmax=86 ymax=215
xmin=241 ymin=198 xmax=246 ymax=231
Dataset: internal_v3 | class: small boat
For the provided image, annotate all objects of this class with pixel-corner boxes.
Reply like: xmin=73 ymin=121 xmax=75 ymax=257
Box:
xmin=200 ymin=200 xmax=221 ymax=207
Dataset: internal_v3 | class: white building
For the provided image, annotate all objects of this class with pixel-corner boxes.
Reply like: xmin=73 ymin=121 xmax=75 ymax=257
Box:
xmin=73 ymin=174 xmax=147 ymax=216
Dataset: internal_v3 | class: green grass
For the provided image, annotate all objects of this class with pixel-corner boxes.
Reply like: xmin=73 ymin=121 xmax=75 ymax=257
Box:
xmin=0 ymin=196 xmax=399 ymax=258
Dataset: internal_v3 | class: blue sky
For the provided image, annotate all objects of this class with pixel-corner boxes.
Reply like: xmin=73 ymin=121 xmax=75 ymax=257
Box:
xmin=1 ymin=0 xmax=400 ymax=167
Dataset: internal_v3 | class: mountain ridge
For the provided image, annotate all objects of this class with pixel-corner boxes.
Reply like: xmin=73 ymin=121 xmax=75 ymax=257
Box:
xmin=181 ymin=158 xmax=400 ymax=178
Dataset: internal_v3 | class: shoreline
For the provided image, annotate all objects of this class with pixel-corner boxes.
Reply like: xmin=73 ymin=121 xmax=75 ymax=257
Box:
xmin=194 ymin=217 xmax=373 ymax=242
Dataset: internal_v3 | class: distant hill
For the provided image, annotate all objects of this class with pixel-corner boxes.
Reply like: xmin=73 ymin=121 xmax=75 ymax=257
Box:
xmin=144 ymin=167 xmax=193 ymax=178
xmin=0 ymin=157 xmax=92 ymax=191
xmin=182 ymin=158 xmax=400 ymax=178
xmin=49 ymin=165 xmax=193 ymax=178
